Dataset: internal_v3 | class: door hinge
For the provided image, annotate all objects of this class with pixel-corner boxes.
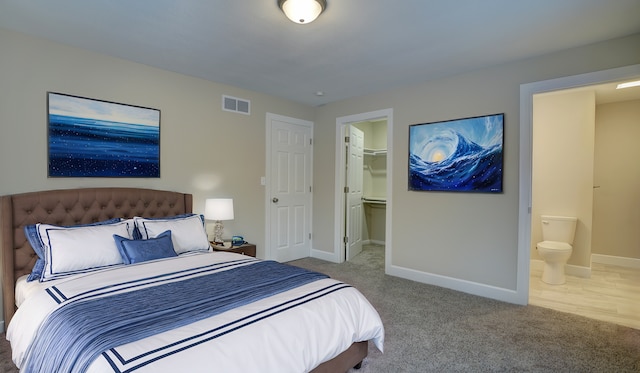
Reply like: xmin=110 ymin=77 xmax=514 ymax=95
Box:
xmin=309 ymin=233 xmax=312 ymax=240
xmin=344 ymin=186 xmax=349 ymax=193
xmin=345 ymin=136 xmax=350 ymax=143
xmin=343 ymin=236 xmax=348 ymax=244
xmin=310 ymin=138 xmax=313 ymax=145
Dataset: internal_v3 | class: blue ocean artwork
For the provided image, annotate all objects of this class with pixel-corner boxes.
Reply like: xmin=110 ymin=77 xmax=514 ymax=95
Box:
xmin=48 ymin=93 xmax=160 ymax=177
xmin=409 ymin=113 xmax=503 ymax=193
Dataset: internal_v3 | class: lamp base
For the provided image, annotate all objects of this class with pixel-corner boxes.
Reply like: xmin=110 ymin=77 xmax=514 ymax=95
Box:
xmin=213 ymin=220 xmax=225 ymax=245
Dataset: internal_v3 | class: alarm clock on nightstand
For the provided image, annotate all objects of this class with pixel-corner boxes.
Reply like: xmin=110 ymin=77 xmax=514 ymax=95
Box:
xmin=231 ymin=236 xmax=246 ymax=246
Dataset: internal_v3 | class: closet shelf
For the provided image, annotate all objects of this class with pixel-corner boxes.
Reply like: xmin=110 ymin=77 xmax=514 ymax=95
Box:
xmin=364 ymin=148 xmax=387 ymax=156
xmin=362 ymin=197 xmax=387 ymax=205
xmin=364 ymin=164 xmax=387 ymax=175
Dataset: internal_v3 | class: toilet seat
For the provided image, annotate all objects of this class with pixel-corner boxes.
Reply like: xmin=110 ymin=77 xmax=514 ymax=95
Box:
xmin=537 ymin=241 xmax=571 ymax=251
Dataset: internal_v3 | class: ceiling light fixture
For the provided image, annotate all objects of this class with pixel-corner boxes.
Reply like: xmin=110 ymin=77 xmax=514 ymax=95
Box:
xmin=278 ymin=0 xmax=327 ymax=24
xmin=616 ymin=80 xmax=640 ymax=89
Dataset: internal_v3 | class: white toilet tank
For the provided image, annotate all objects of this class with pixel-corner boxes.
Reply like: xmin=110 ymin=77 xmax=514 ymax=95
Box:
xmin=541 ymin=215 xmax=577 ymax=244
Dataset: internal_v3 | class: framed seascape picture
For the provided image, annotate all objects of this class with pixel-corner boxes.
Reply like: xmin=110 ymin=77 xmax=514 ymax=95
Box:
xmin=48 ymin=92 xmax=160 ymax=178
xmin=409 ymin=113 xmax=504 ymax=193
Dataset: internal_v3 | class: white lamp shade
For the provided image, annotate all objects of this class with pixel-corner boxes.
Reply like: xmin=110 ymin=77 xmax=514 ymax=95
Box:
xmin=205 ymin=198 xmax=234 ymax=221
xmin=280 ymin=0 xmax=325 ymax=24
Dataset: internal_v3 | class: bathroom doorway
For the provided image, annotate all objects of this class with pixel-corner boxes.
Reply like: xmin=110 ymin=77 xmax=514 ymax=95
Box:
xmin=523 ymin=65 xmax=640 ymax=328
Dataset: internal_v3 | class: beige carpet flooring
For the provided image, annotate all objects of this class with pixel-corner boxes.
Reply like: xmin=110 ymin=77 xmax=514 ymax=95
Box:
xmin=1 ymin=245 xmax=639 ymax=372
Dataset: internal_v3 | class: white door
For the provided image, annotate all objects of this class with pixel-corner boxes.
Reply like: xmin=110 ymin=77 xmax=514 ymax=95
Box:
xmin=346 ymin=125 xmax=364 ymax=260
xmin=268 ymin=115 xmax=313 ymax=262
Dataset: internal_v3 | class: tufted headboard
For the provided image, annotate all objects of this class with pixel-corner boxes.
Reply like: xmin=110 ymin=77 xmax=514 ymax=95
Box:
xmin=1 ymin=187 xmax=193 ymax=328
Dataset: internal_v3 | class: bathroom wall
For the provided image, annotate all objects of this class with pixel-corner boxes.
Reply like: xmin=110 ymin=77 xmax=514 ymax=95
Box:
xmin=592 ymin=99 xmax=640 ymax=260
xmin=531 ymin=89 xmax=596 ymax=270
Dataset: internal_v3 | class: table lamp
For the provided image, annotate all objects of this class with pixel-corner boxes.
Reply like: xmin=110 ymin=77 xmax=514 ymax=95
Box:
xmin=205 ymin=198 xmax=234 ymax=244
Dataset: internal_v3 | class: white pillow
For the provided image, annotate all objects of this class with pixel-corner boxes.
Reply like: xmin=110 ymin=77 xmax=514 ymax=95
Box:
xmin=121 ymin=218 xmax=138 ymax=238
xmin=135 ymin=215 xmax=210 ymax=254
xmin=37 ymin=220 xmax=132 ymax=281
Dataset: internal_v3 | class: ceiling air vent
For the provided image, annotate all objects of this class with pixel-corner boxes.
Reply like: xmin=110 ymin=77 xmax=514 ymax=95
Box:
xmin=222 ymin=95 xmax=250 ymax=115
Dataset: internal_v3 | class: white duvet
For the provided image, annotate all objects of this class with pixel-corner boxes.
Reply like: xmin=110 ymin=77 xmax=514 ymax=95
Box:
xmin=7 ymin=252 xmax=384 ymax=373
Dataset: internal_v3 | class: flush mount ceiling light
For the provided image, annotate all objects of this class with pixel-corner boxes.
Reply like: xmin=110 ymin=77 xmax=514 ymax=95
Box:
xmin=616 ymin=80 xmax=640 ymax=89
xmin=278 ymin=0 xmax=327 ymax=24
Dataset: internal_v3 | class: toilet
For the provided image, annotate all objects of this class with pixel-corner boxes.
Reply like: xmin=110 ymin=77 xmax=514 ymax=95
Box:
xmin=536 ymin=215 xmax=577 ymax=285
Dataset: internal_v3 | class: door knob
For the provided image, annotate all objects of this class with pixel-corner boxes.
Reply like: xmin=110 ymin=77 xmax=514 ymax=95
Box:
xmin=272 ymin=197 xmax=279 ymax=203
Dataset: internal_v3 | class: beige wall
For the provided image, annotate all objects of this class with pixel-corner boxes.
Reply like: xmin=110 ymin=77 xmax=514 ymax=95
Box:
xmin=311 ymin=33 xmax=640 ymax=293
xmin=0 ymin=29 xmax=315 ymax=326
xmin=364 ymin=204 xmax=386 ymax=244
xmin=368 ymin=120 xmax=388 ymax=150
xmin=531 ymin=90 xmax=596 ymax=268
xmin=593 ymin=99 xmax=640 ymax=259
xmin=530 ymin=95 xmax=640 ymax=266
xmin=0 ymin=28 xmax=315 ymax=327
xmin=0 ymin=28 xmax=314 ymax=240
xmin=1 ymin=27 xmax=639 ymax=326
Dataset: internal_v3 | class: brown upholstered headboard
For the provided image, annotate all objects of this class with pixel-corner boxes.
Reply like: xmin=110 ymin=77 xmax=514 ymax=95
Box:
xmin=1 ymin=187 xmax=193 ymax=328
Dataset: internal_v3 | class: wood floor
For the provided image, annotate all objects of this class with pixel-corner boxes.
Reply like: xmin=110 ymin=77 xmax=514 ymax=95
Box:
xmin=529 ymin=262 xmax=640 ymax=330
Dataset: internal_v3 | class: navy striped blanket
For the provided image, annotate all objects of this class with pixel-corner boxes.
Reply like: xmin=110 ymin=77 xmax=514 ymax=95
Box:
xmin=21 ymin=260 xmax=328 ymax=373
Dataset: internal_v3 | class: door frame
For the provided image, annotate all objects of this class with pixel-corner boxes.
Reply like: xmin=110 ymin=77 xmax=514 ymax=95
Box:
xmin=517 ymin=64 xmax=640 ymax=305
xmin=334 ymin=108 xmax=393 ymax=264
xmin=265 ymin=112 xmax=314 ymax=261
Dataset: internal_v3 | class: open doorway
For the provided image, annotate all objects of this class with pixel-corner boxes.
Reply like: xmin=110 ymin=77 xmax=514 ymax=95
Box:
xmin=343 ymin=120 xmax=387 ymax=269
xmin=517 ymin=64 xmax=640 ymax=308
xmin=527 ymin=77 xmax=640 ymax=329
xmin=334 ymin=109 xmax=393 ymax=269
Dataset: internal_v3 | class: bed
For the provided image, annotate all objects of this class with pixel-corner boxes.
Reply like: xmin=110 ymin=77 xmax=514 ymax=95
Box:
xmin=1 ymin=187 xmax=383 ymax=372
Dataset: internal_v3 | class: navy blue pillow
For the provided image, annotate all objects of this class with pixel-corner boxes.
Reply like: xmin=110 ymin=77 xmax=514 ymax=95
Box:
xmin=24 ymin=218 xmax=123 ymax=282
xmin=113 ymin=230 xmax=177 ymax=264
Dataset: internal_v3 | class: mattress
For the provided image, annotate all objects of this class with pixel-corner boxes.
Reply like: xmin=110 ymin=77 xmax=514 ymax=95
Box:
xmin=8 ymin=252 xmax=384 ymax=373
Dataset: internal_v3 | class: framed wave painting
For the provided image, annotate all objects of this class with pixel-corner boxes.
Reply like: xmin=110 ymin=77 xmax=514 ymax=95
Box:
xmin=409 ymin=113 xmax=504 ymax=193
xmin=48 ymin=92 xmax=160 ymax=178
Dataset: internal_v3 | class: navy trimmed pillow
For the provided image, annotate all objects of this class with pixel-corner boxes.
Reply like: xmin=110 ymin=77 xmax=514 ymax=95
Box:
xmin=134 ymin=214 xmax=210 ymax=254
xmin=24 ymin=218 xmax=122 ymax=282
xmin=113 ymin=230 xmax=177 ymax=264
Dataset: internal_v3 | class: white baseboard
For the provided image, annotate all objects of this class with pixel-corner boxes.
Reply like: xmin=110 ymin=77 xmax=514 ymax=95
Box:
xmin=386 ymin=264 xmax=523 ymax=305
xmin=310 ymin=248 xmax=341 ymax=263
xmin=530 ymin=259 xmax=591 ymax=278
xmin=592 ymin=254 xmax=640 ymax=269
xmin=311 ymin=241 xmax=386 ymax=263
xmin=566 ymin=264 xmax=591 ymax=278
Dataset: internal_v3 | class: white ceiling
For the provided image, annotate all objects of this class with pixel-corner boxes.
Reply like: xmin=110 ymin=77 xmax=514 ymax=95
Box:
xmin=1 ymin=0 xmax=639 ymax=106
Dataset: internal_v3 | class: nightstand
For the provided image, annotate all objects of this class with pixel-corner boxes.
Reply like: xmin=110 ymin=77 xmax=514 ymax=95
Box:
xmin=210 ymin=242 xmax=256 ymax=257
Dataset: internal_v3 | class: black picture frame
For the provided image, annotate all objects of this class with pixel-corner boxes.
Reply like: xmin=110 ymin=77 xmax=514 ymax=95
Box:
xmin=409 ymin=113 xmax=504 ymax=193
xmin=47 ymin=92 xmax=160 ymax=178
